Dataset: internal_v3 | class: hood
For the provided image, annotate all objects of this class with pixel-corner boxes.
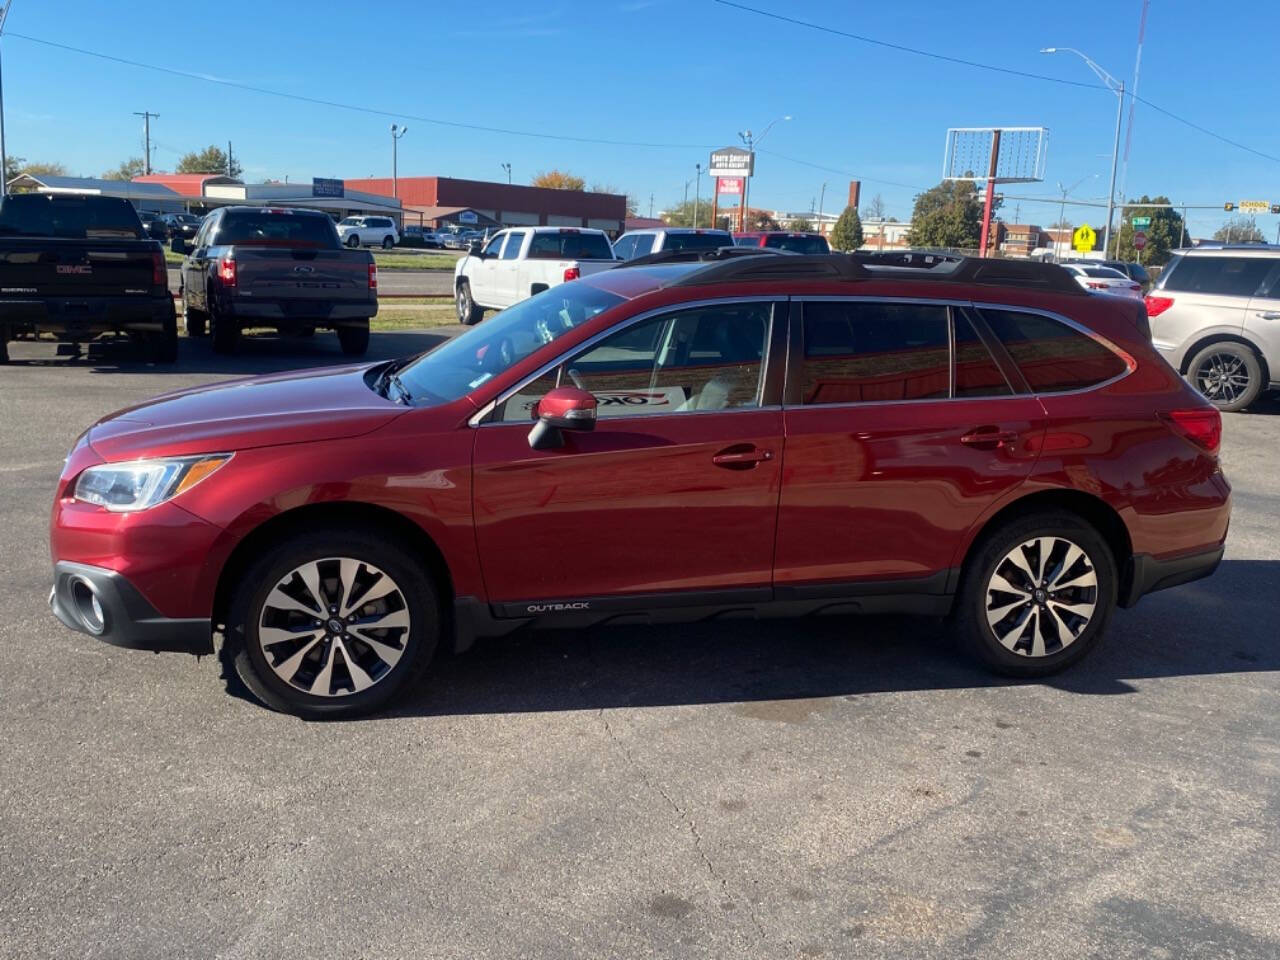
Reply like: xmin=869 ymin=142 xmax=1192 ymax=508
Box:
xmin=89 ymin=362 xmax=405 ymax=460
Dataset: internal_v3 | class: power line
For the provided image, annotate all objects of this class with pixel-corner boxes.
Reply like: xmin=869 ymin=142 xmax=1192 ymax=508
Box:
xmin=6 ymin=31 xmax=718 ymax=151
xmin=756 ymin=149 xmax=929 ymax=192
xmin=716 ymin=0 xmax=1280 ymax=167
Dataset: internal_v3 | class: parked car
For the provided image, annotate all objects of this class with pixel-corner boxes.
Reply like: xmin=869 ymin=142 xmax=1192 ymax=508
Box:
xmin=612 ymin=227 xmax=734 ymax=261
xmin=1145 ymin=243 xmax=1280 ymax=411
xmin=734 ymin=231 xmax=831 ymax=255
xmin=401 ymin=225 xmax=445 ymax=249
xmin=137 ymin=210 xmax=169 ymax=242
xmin=161 ymin=212 xmax=203 ymax=243
xmin=453 ymin=226 xmax=616 ymax=324
xmin=48 ymin=250 xmax=1230 ymax=718
xmin=1064 ymin=257 xmax=1152 ymax=292
xmin=441 ymin=230 xmax=470 ymax=249
xmin=177 ymin=205 xmax=377 ymax=355
xmin=1060 ymin=263 xmax=1143 ymax=299
xmin=336 ymin=215 xmax=399 ymax=249
xmin=0 ymin=193 xmax=175 ymax=363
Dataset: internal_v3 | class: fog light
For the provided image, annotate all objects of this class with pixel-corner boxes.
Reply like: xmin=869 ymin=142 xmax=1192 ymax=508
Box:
xmin=69 ymin=577 xmax=105 ymax=635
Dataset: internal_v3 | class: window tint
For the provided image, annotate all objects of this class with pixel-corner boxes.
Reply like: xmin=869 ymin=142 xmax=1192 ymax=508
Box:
xmin=216 ymin=211 xmax=338 ymax=248
xmin=662 ymin=231 xmax=731 ymax=252
xmin=954 ymin=311 xmax=1012 ymax=397
xmin=1258 ymin=265 xmax=1280 ymax=299
xmin=764 ymin=234 xmax=830 ymax=255
xmin=980 ymin=309 xmax=1127 ymax=393
xmin=612 ymin=235 xmax=636 ymax=260
xmin=482 ymin=233 xmax=506 ymax=257
xmin=501 ymin=231 xmax=526 ymax=260
xmin=497 ymin=303 xmax=771 ymax=421
xmin=1160 ymin=255 xmax=1272 ymax=297
xmin=527 ymin=231 xmax=614 ymax=260
xmin=0 ymin=195 xmax=142 ymax=239
xmin=631 ymin=234 xmax=655 ymax=257
xmin=800 ymin=302 xmax=949 ymax=404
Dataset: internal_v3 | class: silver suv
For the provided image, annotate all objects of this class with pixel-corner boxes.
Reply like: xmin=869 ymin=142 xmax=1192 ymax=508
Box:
xmin=1147 ymin=244 xmax=1280 ymax=411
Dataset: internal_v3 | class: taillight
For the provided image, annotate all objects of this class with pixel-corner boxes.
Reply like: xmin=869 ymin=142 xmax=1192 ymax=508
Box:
xmin=1087 ymin=281 xmax=1107 ymax=290
xmin=368 ymin=263 xmax=378 ymax=290
xmin=1129 ymin=283 xmax=1141 ymax=291
xmin=1144 ymin=295 xmax=1174 ymax=317
xmin=218 ymin=257 xmax=236 ymax=287
xmin=151 ymin=249 xmax=165 ymax=287
xmin=563 ymin=266 xmax=580 ymax=282
xmin=1161 ymin=408 xmax=1221 ymax=454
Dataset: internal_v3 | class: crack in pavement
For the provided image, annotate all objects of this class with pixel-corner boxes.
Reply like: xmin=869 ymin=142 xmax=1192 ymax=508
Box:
xmin=596 ymin=708 xmax=767 ymax=943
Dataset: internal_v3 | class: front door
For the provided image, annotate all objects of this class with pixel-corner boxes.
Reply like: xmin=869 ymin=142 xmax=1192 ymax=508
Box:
xmin=473 ymin=300 xmax=784 ymax=606
xmin=773 ymin=298 xmax=1045 ymax=590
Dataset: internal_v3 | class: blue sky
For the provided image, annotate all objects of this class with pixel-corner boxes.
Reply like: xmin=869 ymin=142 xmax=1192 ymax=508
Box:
xmin=4 ymin=0 xmax=1278 ymax=238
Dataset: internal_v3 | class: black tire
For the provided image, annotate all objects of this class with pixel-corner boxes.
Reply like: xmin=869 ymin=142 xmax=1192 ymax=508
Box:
xmin=0 ymin=326 xmax=9 ymax=364
xmin=456 ymin=280 xmax=483 ymax=325
xmin=347 ymin=234 xmax=361 ymax=248
xmin=337 ymin=321 xmax=370 ymax=356
xmin=209 ymin=295 xmax=240 ymax=355
xmin=148 ymin=312 xmax=179 ymax=363
xmin=382 ymin=235 xmax=395 ymax=250
xmin=183 ymin=299 xmax=207 ymax=338
xmin=951 ymin=511 xmax=1117 ymax=677
xmin=226 ymin=527 xmax=440 ymax=719
xmin=1187 ymin=341 xmax=1264 ymax=413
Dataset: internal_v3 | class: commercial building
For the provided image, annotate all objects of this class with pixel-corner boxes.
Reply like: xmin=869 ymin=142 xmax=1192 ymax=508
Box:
xmin=344 ymin=176 xmax=627 ymax=234
xmin=135 ymin=174 xmax=401 ymax=220
xmin=5 ymin=174 xmax=187 ymax=213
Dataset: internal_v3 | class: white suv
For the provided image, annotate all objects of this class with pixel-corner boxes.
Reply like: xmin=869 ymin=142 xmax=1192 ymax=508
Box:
xmin=336 ymin=216 xmax=400 ymax=249
xmin=1147 ymin=245 xmax=1280 ymax=411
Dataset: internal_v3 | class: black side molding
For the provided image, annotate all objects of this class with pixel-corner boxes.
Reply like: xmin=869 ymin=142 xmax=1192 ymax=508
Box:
xmin=1121 ymin=547 xmax=1224 ymax=608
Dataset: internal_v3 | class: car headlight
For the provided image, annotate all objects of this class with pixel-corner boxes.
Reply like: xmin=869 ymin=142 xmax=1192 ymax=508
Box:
xmin=73 ymin=454 xmax=232 ymax=512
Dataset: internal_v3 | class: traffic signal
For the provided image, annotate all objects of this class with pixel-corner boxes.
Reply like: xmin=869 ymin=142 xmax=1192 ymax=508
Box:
xmin=1224 ymin=202 xmax=1235 ymax=212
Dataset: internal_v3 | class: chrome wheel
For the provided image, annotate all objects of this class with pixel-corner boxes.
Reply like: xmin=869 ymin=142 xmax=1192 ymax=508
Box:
xmin=257 ymin=557 xmax=411 ymax=698
xmin=1194 ymin=352 xmax=1251 ymax=404
xmin=985 ymin=537 xmax=1097 ymax=658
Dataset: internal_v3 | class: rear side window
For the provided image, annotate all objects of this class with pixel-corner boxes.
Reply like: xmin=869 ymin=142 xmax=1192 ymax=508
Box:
xmin=954 ymin=311 xmax=1012 ymax=397
xmin=800 ymin=302 xmax=950 ymax=404
xmin=528 ymin=231 xmax=613 ymax=260
xmin=216 ymin=211 xmax=338 ymax=248
xmin=980 ymin=309 xmax=1128 ymax=393
xmin=1160 ymin=255 xmax=1272 ymax=297
xmin=662 ymin=232 xmax=730 ymax=252
xmin=764 ymin=234 xmax=830 ymax=255
xmin=0 ymin=195 xmax=142 ymax=239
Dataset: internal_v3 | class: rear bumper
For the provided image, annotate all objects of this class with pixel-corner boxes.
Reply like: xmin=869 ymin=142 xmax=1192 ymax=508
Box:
xmin=222 ymin=299 xmax=376 ymax=324
xmin=0 ymin=295 xmax=173 ymax=337
xmin=1120 ymin=545 xmax=1224 ymax=608
xmin=50 ymin=561 xmax=213 ymax=655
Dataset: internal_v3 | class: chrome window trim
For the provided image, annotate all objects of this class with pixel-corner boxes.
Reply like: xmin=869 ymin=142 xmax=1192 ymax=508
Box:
xmin=468 ymin=295 xmax=782 ymax=427
xmin=783 ymin=295 xmax=1135 ymax=409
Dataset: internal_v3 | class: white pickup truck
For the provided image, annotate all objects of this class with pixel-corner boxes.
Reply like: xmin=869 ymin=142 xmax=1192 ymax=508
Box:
xmin=453 ymin=226 xmax=617 ymax=324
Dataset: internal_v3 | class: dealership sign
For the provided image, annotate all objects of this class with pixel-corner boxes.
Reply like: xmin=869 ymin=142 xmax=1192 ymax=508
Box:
xmin=709 ymin=146 xmax=754 ymax=178
xmin=458 ymin=210 xmax=479 ymax=224
xmin=717 ymin=177 xmax=744 ymax=195
xmin=311 ymin=177 xmax=344 ymax=198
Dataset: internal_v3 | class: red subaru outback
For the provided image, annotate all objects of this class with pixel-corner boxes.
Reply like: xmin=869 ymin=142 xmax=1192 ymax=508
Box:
xmin=49 ymin=251 xmax=1231 ymax=718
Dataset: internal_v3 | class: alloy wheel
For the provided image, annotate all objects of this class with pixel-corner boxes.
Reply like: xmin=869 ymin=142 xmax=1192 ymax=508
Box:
xmin=985 ymin=537 xmax=1097 ymax=658
xmin=257 ymin=557 xmax=411 ymax=698
xmin=1194 ymin=352 xmax=1251 ymax=404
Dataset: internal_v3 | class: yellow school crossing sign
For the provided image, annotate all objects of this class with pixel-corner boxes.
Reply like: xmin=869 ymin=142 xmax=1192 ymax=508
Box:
xmin=1072 ymin=223 xmax=1097 ymax=253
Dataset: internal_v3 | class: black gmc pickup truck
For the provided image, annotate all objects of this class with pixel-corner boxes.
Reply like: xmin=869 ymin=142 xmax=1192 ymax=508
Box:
xmin=0 ymin=193 xmax=176 ymax=363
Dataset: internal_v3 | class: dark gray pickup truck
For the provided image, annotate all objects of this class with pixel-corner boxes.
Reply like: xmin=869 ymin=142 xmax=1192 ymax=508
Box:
xmin=0 ymin=193 xmax=175 ymax=363
xmin=177 ymin=206 xmax=377 ymax=355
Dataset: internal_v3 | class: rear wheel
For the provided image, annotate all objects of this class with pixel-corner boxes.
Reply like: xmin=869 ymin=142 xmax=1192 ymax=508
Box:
xmin=1187 ymin=341 xmax=1263 ymax=412
xmin=337 ymin=321 xmax=370 ymax=356
xmin=209 ymin=295 xmax=240 ymax=355
xmin=183 ymin=299 xmax=207 ymax=337
xmin=456 ymin=280 xmax=483 ymax=325
xmin=0 ymin=325 xmax=9 ymax=363
xmin=382 ymin=235 xmax=395 ymax=250
xmin=952 ymin=512 xmax=1116 ymax=677
xmin=227 ymin=528 xmax=440 ymax=719
xmin=148 ymin=312 xmax=179 ymax=363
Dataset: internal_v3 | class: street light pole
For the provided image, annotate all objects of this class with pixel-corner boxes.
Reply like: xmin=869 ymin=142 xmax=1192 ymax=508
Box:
xmin=1042 ymin=47 xmax=1124 ymax=258
xmin=738 ymin=114 xmax=790 ymax=233
xmin=0 ymin=0 xmax=13 ymax=198
xmin=390 ymin=124 xmax=408 ymax=198
xmin=694 ymin=163 xmax=701 ymax=228
xmin=500 ymin=162 xmax=511 ymax=184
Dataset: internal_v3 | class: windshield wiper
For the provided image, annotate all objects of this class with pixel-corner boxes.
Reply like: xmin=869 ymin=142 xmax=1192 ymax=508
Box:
xmin=385 ymin=371 xmax=414 ymax=405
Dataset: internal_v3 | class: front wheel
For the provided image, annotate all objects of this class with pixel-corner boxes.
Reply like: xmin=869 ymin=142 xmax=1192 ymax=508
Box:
xmin=1187 ymin=341 xmax=1263 ymax=412
xmin=456 ymin=280 xmax=483 ymax=325
xmin=227 ymin=529 xmax=440 ymax=719
xmin=346 ymin=234 xmax=361 ymax=249
xmin=952 ymin=512 xmax=1116 ymax=677
xmin=337 ymin=321 xmax=370 ymax=356
xmin=183 ymin=301 xmax=207 ymax=338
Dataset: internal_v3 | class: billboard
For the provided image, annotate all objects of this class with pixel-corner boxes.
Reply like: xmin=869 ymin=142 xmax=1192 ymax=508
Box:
xmin=717 ymin=177 xmax=744 ymax=195
xmin=311 ymin=177 xmax=344 ymax=198
xmin=709 ymin=147 xmax=754 ymax=178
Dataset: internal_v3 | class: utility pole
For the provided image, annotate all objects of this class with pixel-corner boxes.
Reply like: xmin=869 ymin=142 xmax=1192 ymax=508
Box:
xmin=500 ymin=162 xmax=511 ymax=184
xmin=134 ymin=110 xmax=159 ymax=175
xmin=0 ymin=0 xmax=12 ymax=197
xmin=817 ymin=181 xmax=826 ymax=236
xmin=226 ymin=140 xmax=232 ymax=177
xmin=694 ymin=163 xmax=702 ymax=229
xmin=649 ymin=193 xmax=654 ymax=218
xmin=390 ymin=124 xmax=408 ymax=198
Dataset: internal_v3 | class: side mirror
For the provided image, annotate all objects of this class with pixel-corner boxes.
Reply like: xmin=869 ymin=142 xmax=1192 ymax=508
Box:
xmin=528 ymin=386 xmax=597 ymax=450
xmin=170 ymin=237 xmax=190 ymax=255
xmin=468 ymin=239 xmax=484 ymax=256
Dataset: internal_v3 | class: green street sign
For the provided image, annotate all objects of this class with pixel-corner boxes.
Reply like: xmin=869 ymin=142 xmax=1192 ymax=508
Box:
xmin=1131 ymin=216 xmax=1151 ymax=229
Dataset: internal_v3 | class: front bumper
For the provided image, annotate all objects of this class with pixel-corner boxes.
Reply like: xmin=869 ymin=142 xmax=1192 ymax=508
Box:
xmin=49 ymin=561 xmax=213 ymax=655
xmin=1120 ymin=545 xmax=1225 ymax=608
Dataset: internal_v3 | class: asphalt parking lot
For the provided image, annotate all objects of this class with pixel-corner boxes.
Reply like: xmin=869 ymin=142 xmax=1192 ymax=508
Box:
xmin=2 ymin=333 xmax=1278 ymax=959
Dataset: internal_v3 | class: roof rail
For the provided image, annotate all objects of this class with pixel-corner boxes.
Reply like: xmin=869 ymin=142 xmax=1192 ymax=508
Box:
xmin=615 ymin=246 xmax=778 ymax=269
xmin=852 ymin=250 xmax=1083 ymax=294
xmin=672 ymin=251 xmax=869 ymax=286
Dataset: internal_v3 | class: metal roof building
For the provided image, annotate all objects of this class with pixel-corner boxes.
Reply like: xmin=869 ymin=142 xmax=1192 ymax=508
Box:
xmin=5 ymin=174 xmax=186 ymax=212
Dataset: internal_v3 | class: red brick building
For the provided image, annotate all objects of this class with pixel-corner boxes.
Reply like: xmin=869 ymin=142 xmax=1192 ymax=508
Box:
xmin=344 ymin=176 xmax=627 ymax=233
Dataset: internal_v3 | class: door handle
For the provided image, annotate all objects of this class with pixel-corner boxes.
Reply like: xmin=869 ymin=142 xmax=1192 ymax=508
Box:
xmin=1255 ymin=311 xmax=1280 ymax=320
xmin=960 ymin=427 xmax=1019 ymax=448
xmin=712 ymin=445 xmax=774 ymax=469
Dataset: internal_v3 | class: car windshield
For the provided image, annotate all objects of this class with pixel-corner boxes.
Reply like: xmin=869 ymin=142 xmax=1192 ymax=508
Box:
xmin=764 ymin=234 xmax=830 ymax=254
xmin=394 ymin=285 xmax=625 ymax=406
xmin=1082 ymin=266 xmax=1127 ymax=279
xmin=216 ymin=211 xmax=338 ymax=248
xmin=663 ymin=232 xmax=731 ymax=252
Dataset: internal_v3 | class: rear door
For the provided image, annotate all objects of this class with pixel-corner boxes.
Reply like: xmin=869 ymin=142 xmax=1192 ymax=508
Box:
xmin=1243 ymin=261 xmax=1280 ymax=382
xmin=1154 ymin=254 xmax=1270 ymax=354
xmin=774 ymin=298 xmax=1045 ymax=592
xmin=472 ymin=299 xmax=785 ymax=606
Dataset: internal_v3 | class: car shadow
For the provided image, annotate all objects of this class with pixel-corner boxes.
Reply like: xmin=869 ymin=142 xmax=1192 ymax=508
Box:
xmin=3 ymin=329 xmax=453 ymax=377
xmin=219 ymin=558 xmax=1280 ymax=720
